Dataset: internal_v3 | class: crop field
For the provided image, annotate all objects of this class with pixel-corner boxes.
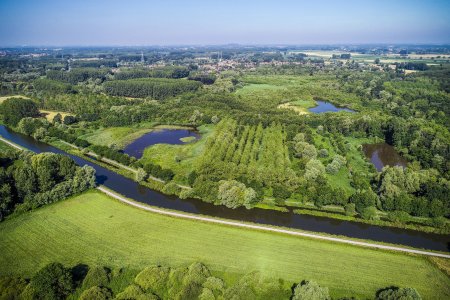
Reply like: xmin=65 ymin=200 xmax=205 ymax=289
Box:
xmin=0 ymin=190 xmax=448 ymax=299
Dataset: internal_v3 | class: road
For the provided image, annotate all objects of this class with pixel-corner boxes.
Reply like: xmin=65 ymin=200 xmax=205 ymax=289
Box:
xmin=97 ymin=186 xmax=450 ymax=259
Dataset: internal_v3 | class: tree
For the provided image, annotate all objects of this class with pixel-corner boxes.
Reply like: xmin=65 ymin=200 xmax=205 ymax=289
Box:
xmin=217 ymin=180 xmax=257 ymax=209
xmin=344 ymin=203 xmax=356 ymax=216
xmin=136 ymin=168 xmax=148 ymax=182
xmin=0 ymin=98 xmax=40 ymax=126
xmin=82 ymin=266 xmax=110 ymax=289
xmin=63 ymin=115 xmax=77 ymax=125
xmin=292 ymin=280 xmax=330 ymax=300
xmin=52 ymin=113 xmax=62 ymax=124
xmin=25 ymin=262 xmax=73 ymax=299
xmin=318 ymin=149 xmax=329 ymax=158
xmin=79 ymin=286 xmax=112 ymax=300
xmin=361 ymin=206 xmax=379 ymax=220
xmin=377 ymin=287 xmax=421 ymax=300
xmin=350 ymin=189 xmax=377 ymax=213
xmin=304 ymin=159 xmax=325 ymax=181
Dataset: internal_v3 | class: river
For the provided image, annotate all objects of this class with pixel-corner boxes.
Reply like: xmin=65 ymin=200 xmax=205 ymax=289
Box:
xmin=0 ymin=125 xmax=448 ymax=252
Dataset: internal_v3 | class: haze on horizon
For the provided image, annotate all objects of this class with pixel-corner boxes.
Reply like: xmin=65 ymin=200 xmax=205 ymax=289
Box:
xmin=1 ymin=0 xmax=449 ymax=47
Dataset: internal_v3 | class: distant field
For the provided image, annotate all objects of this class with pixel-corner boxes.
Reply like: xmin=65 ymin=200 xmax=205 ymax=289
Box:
xmin=40 ymin=109 xmax=73 ymax=122
xmin=0 ymin=95 xmax=30 ymax=103
xmin=0 ymin=190 xmax=448 ymax=299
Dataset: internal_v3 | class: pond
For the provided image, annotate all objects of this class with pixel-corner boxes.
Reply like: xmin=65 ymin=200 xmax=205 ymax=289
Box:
xmin=123 ymin=128 xmax=200 ymax=159
xmin=308 ymin=100 xmax=355 ymax=113
xmin=362 ymin=143 xmax=408 ymax=171
xmin=1 ymin=125 xmax=448 ymax=252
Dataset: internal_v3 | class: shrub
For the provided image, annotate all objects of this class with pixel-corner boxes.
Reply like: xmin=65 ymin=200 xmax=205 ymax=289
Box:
xmin=361 ymin=206 xmax=379 ymax=220
xmin=24 ymin=262 xmax=73 ymax=300
xmin=116 ymin=284 xmax=158 ymax=300
xmin=0 ymin=276 xmax=28 ymax=300
xmin=292 ymin=280 xmax=330 ymax=300
xmin=162 ymin=182 xmax=181 ymax=195
xmin=387 ymin=211 xmax=410 ymax=224
xmin=318 ymin=149 xmax=329 ymax=158
xmin=79 ymin=286 xmax=112 ymax=300
xmin=135 ymin=266 xmax=170 ymax=296
xmin=376 ymin=287 xmax=421 ymax=300
xmin=344 ymin=203 xmax=356 ymax=216
xmin=82 ymin=265 xmax=110 ymax=289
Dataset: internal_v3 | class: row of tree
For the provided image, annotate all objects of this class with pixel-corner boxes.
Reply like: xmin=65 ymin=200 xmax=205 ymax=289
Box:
xmin=0 ymin=261 xmax=421 ymax=300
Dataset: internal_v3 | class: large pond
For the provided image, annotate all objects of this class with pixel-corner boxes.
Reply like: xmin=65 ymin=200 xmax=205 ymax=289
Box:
xmin=123 ymin=129 xmax=200 ymax=159
xmin=362 ymin=143 xmax=408 ymax=172
xmin=0 ymin=125 xmax=448 ymax=252
xmin=308 ymin=100 xmax=355 ymax=113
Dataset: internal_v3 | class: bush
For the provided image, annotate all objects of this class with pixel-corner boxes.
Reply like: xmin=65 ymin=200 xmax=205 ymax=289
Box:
xmin=162 ymin=182 xmax=181 ymax=195
xmin=82 ymin=265 xmax=110 ymax=289
xmin=387 ymin=211 xmax=410 ymax=224
xmin=79 ymin=286 xmax=112 ymax=300
xmin=344 ymin=203 xmax=356 ymax=216
xmin=292 ymin=280 xmax=330 ymax=300
xmin=116 ymin=284 xmax=158 ymax=300
xmin=135 ymin=266 xmax=170 ymax=296
xmin=376 ymin=287 xmax=421 ymax=300
xmin=361 ymin=206 xmax=379 ymax=220
xmin=318 ymin=149 xmax=329 ymax=158
xmin=0 ymin=276 xmax=28 ymax=300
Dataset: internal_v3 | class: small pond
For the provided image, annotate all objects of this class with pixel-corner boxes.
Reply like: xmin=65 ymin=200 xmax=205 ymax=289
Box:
xmin=362 ymin=143 xmax=408 ymax=171
xmin=308 ymin=100 xmax=355 ymax=113
xmin=123 ymin=128 xmax=200 ymax=159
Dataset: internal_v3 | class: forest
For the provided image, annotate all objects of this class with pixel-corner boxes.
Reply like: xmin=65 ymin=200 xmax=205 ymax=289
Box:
xmin=0 ymin=46 xmax=449 ymax=234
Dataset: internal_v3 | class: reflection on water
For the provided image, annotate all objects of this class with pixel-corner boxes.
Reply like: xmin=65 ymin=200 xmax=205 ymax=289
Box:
xmin=308 ymin=100 xmax=355 ymax=113
xmin=123 ymin=129 xmax=200 ymax=159
xmin=362 ymin=143 xmax=407 ymax=171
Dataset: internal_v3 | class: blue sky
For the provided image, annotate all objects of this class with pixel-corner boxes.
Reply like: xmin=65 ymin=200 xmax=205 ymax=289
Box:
xmin=0 ymin=0 xmax=449 ymax=46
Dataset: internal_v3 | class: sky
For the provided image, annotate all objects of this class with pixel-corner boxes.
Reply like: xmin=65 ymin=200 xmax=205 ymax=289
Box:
xmin=0 ymin=0 xmax=449 ymax=46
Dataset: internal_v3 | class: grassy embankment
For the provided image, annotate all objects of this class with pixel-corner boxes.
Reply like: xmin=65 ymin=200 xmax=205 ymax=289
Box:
xmin=0 ymin=190 xmax=448 ymax=299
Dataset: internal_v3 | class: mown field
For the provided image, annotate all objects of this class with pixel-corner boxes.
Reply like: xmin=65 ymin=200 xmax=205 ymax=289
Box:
xmin=0 ymin=190 xmax=448 ymax=299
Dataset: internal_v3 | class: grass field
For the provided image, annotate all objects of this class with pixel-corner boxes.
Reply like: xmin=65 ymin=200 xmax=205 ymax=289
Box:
xmin=40 ymin=109 xmax=73 ymax=122
xmin=0 ymin=190 xmax=448 ymax=299
xmin=81 ymin=126 xmax=154 ymax=148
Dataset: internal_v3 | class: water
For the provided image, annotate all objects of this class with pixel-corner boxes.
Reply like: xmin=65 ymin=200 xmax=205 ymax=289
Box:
xmin=123 ymin=129 xmax=200 ymax=158
xmin=362 ymin=143 xmax=408 ymax=172
xmin=309 ymin=100 xmax=355 ymax=113
xmin=0 ymin=125 xmax=448 ymax=252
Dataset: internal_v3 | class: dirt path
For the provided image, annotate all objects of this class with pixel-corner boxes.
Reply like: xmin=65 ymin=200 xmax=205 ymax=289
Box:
xmin=97 ymin=186 xmax=450 ymax=259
